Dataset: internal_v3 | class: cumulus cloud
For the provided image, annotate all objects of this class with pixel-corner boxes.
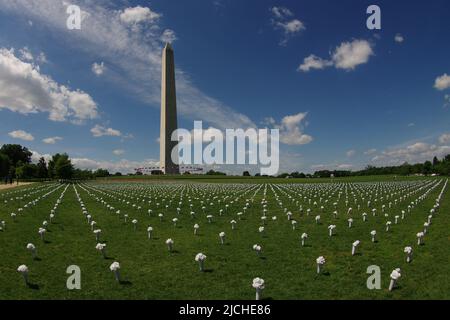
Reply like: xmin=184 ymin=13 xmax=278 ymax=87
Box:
xmin=30 ymin=150 xmax=51 ymax=163
xmin=72 ymin=157 xmax=159 ymax=174
xmin=372 ymin=141 xmax=450 ymax=165
xmin=270 ymin=6 xmax=293 ymax=19
xmin=298 ymin=39 xmax=373 ymax=72
xmin=19 ymin=47 xmax=33 ymax=61
xmin=298 ymin=55 xmax=332 ymax=72
xmin=270 ymin=6 xmax=304 ymax=46
xmin=439 ymin=133 xmax=450 ymax=144
xmin=91 ymin=62 xmax=106 ymax=76
xmin=276 ymin=113 xmax=313 ymax=145
xmin=8 ymin=130 xmax=34 ymax=141
xmin=0 ymin=1 xmax=254 ymax=130
xmin=160 ymin=29 xmax=177 ymax=43
xmin=434 ymin=73 xmax=450 ymax=91
xmin=42 ymin=136 xmax=62 ymax=144
xmin=119 ymin=6 xmax=161 ymax=25
xmin=332 ymin=39 xmax=374 ymax=70
xmin=394 ymin=34 xmax=404 ymax=43
xmin=91 ymin=125 xmax=122 ymax=137
xmin=0 ymin=48 xmax=98 ymax=122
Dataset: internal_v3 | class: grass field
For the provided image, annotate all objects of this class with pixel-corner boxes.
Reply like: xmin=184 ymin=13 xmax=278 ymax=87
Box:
xmin=0 ymin=177 xmax=449 ymax=300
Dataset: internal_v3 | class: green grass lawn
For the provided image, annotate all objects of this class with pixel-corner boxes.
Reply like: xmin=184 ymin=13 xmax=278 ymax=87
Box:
xmin=0 ymin=178 xmax=449 ymax=300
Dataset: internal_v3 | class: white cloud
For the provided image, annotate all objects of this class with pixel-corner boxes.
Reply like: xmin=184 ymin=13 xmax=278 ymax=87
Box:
xmin=372 ymin=141 xmax=450 ymax=165
xmin=72 ymin=157 xmax=159 ymax=174
xmin=394 ymin=34 xmax=404 ymax=43
xmin=270 ymin=7 xmax=293 ymax=19
xmin=364 ymin=148 xmax=377 ymax=155
xmin=277 ymin=113 xmax=313 ymax=145
xmin=91 ymin=124 xmax=122 ymax=137
xmin=30 ymin=150 xmax=51 ymax=163
xmin=346 ymin=150 xmax=356 ymax=157
xmin=298 ymin=54 xmax=332 ymax=72
xmin=408 ymin=122 xmax=415 ymax=127
xmin=434 ymin=73 xmax=450 ymax=91
xmin=299 ymin=39 xmax=373 ymax=72
xmin=119 ymin=6 xmax=160 ymax=25
xmin=42 ymin=136 xmax=62 ymax=144
xmin=8 ymin=130 xmax=34 ymax=141
xmin=0 ymin=48 xmax=98 ymax=122
xmin=270 ymin=6 xmax=304 ymax=46
xmin=91 ymin=62 xmax=106 ymax=76
xmin=276 ymin=19 xmax=305 ymax=34
xmin=113 ymin=149 xmax=125 ymax=156
xmin=0 ymin=1 xmax=254 ymax=130
xmin=19 ymin=47 xmax=33 ymax=61
xmin=160 ymin=29 xmax=177 ymax=44
xmin=439 ymin=133 xmax=450 ymax=144
xmin=332 ymin=39 xmax=373 ymax=70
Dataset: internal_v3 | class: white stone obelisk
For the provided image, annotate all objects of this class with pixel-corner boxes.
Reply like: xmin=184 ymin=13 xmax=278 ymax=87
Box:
xmin=160 ymin=43 xmax=180 ymax=175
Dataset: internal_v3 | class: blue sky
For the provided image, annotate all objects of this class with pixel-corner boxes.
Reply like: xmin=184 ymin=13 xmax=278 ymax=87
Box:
xmin=0 ymin=0 xmax=449 ymax=174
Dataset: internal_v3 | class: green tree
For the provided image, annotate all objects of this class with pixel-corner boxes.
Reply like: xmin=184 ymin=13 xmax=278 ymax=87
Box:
xmin=36 ymin=157 xmax=48 ymax=179
xmin=94 ymin=169 xmax=110 ymax=177
xmin=53 ymin=153 xmax=74 ymax=179
xmin=0 ymin=144 xmax=32 ymax=167
xmin=0 ymin=153 xmax=10 ymax=178
xmin=423 ymin=161 xmax=432 ymax=175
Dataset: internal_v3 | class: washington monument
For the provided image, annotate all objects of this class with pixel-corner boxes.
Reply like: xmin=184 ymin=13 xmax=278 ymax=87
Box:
xmin=160 ymin=43 xmax=180 ymax=174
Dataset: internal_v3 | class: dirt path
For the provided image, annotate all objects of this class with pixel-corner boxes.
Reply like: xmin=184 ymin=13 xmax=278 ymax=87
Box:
xmin=0 ymin=182 xmax=33 ymax=190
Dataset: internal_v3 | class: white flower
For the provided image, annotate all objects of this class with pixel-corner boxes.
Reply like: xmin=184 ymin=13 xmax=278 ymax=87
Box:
xmin=195 ymin=253 xmax=207 ymax=262
xmin=132 ymin=219 xmax=138 ymax=224
xmin=353 ymin=240 xmax=360 ymax=247
xmin=147 ymin=226 xmax=153 ymax=232
xmin=109 ymin=261 xmax=120 ymax=271
xmin=253 ymin=244 xmax=262 ymax=251
xmin=252 ymin=277 xmax=265 ymax=289
xmin=404 ymin=246 xmax=412 ymax=254
xmin=259 ymin=226 xmax=265 ymax=233
xmin=26 ymin=243 xmax=35 ymax=250
xmin=17 ymin=264 xmax=28 ymax=273
xmin=219 ymin=232 xmax=226 ymax=237
xmin=390 ymin=268 xmax=401 ymax=280
xmin=316 ymin=256 xmax=326 ymax=265
xmin=96 ymin=243 xmax=106 ymax=250
xmin=301 ymin=233 xmax=308 ymax=239
xmin=370 ymin=230 xmax=377 ymax=236
xmin=166 ymin=238 xmax=174 ymax=245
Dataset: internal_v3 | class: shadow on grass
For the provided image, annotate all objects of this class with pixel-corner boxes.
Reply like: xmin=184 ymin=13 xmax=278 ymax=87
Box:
xmin=44 ymin=240 xmax=51 ymax=244
xmin=27 ymin=282 xmax=40 ymax=290
xmin=203 ymin=269 xmax=214 ymax=273
xmin=33 ymin=257 xmax=42 ymax=261
xmin=119 ymin=280 xmax=132 ymax=286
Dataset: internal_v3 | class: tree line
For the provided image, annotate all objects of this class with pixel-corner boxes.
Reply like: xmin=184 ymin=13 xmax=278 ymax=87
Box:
xmin=0 ymin=144 xmax=120 ymax=183
xmin=276 ymin=155 xmax=450 ymax=178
